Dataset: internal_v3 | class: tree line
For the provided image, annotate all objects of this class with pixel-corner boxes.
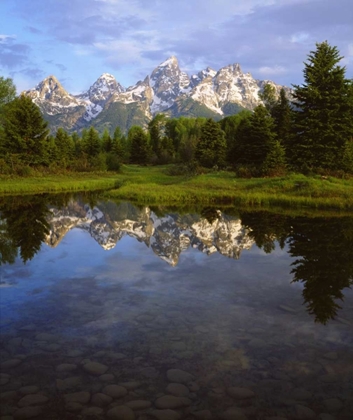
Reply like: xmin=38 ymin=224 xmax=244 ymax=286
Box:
xmin=0 ymin=41 xmax=352 ymax=176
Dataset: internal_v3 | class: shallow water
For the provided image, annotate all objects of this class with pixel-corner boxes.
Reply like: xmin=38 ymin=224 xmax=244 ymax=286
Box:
xmin=0 ymin=195 xmax=352 ymax=420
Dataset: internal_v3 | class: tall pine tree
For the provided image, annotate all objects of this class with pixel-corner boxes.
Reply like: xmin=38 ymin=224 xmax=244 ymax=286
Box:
xmin=292 ymin=41 xmax=353 ymax=171
xmin=195 ymin=118 xmax=227 ymax=168
xmin=129 ymin=126 xmax=150 ymax=165
xmin=3 ymin=95 xmax=50 ymax=166
xmin=54 ymin=128 xmax=74 ymax=167
xmin=241 ymin=105 xmax=277 ymax=168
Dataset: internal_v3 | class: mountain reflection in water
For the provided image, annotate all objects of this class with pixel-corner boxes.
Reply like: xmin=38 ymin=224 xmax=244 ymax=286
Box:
xmin=1 ymin=194 xmax=352 ymax=325
xmin=1 ymin=193 xmax=353 ymax=419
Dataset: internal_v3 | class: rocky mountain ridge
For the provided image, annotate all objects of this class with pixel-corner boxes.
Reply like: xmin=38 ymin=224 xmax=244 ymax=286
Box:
xmin=23 ymin=56 xmax=289 ymax=133
xmin=46 ymin=201 xmax=254 ymax=266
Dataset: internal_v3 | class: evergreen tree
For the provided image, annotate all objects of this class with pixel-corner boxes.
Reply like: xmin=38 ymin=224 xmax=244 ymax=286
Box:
xmin=272 ymin=88 xmax=292 ymax=148
xmin=292 ymin=41 xmax=353 ymax=171
xmin=112 ymin=126 xmax=128 ymax=162
xmin=47 ymin=135 xmax=58 ymax=164
xmin=148 ymin=114 xmax=163 ymax=158
xmin=2 ymin=94 xmax=50 ymax=166
xmin=262 ymin=140 xmax=287 ymax=176
xmin=342 ymin=139 xmax=353 ymax=173
xmin=113 ymin=126 xmax=123 ymax=141
xmin=231 ymin=115 xmax=252 ymax=166
xmin=129 ymin=126 xmax=150 ymax=165
xmin=159 ymin=136 xmax=175 ymax=164
xmin=101 ymin=128 xmax=113 ymax=152
xmin=241 ymin=105 xmax=277 ymax=168
xmin=195 ymin=118 xmax=227 ymax=168
xmin=54 ymin=128 xmax=74 ymax=167
xmin=219 ymin=111 xmax=252 ymax=164
xmin=70 ymin=131 xmax=81 ymax=159
xmin=83 ymin=126 xmax=101 ymax=157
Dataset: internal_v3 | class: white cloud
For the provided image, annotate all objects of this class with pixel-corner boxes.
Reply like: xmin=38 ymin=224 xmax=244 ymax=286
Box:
xmin=258 ymin=65 xmax=287 ymax=76
xmin=290 ymin=32 xmax=310 ymax=43
xmin=0 ymin=34 xmax=16 ymax=43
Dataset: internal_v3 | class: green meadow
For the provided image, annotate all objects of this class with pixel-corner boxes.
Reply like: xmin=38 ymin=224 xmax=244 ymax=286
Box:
xmin=1 ymin=165 xmax=353 ymax=211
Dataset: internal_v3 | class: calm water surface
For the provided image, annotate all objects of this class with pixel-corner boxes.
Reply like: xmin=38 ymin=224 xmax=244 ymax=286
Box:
xmin=0 ymin=194 xmax=352 ymax=420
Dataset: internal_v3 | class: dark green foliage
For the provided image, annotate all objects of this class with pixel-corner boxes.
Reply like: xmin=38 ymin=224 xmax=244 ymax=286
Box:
xmin=272 ymin=88 xmax=293 ymax=148
xmin=262 ymin=140 xmax=287 ymax=176
xmin=54 ymin=128 xmax=75 ymax=167
xmin=289 ymin=216 xmax=353 ymax=324
xmin=83 ymin=126 xmax=101 ymax=157
xmin=101 ymin=128 xmax=113 ymax=152
xmin=148 ymin=114 xmax=166 ymax=160
xmin=219 ymin=111 xmax=252 ymax=164
xmin=229 ymin=115 xmax=252 ymax=167
xmin=0 ymin=218 xmax=18 ymax=265
xmin=0 ymin=195 xmax=51 ymax=262
xmin=47 ymin=135 xmax=58 ymax=163
xmin=159 ymin=136 xmax=175 ymax=164
xmin=148 ymin=114 xmax=175 ymax=164
xmin=129 ymin=126 xmax=150 ymax=165
xmin=165 ymin=117 xmax=207 ymax=163
xmin=195 ymin=118 xmax=227 ymax=168
xmin=113 ymin=126 xmax=123 ymax=141
xmin=2 ymin=95 xmax=50 ymax=166
xmin=241 ymin=211 xmax=289 ymax=253
xmin=239 ymin=105 xmax=277 ymax=168
xmin=240 ymin=210 xmax=353 ymax=324
xmin=112 ymin=126 xmax=129 ymax=162
xmin=106 ymin=152 xmax=121 ymax=171
xmin=292 ymin=41 xmax=353 ymax=171
xmin=342 ymin=139 xmax=353 ymax=173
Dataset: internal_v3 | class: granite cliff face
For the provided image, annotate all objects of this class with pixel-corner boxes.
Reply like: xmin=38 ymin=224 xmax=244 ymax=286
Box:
xmin=24 ymin=57 xmax=289 ymax=133
xmin=46 ymin=201 xmax=254 ymax=266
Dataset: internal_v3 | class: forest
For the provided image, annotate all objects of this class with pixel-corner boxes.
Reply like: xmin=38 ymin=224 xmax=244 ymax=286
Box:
xmin=0 ymin=42 xmax=353 ymax=179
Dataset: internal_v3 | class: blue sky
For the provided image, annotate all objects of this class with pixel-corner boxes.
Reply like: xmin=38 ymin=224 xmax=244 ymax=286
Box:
xmin=1 ymin=0 xmax=352 ymax=94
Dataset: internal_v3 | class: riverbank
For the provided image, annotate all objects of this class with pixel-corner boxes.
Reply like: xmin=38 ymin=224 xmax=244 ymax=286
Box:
xmin=105 ymin=165 xmax=353 ymax=210
xmin=1 ymin=165 xmax=353 ymax=210
xmin=0 ymin=173 xmax=120 ymax=195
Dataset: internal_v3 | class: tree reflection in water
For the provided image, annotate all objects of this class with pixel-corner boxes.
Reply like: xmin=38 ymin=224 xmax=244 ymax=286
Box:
xmin=0 ymin=195 xmax=352 ymax=324
xmin=241 ymin=211 xmax=353 ymax=324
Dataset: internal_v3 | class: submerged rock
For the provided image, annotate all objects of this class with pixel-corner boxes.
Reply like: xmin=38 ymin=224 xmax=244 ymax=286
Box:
xmin=166 ymin=369 xmax=194 ymax=384
xmin=155 ymin=395 xmax=191 ymax=409
xmin=107 ymin=405 xmax=135 ymax=419
xmin=83 ymin=361 xmax=108 ymax=375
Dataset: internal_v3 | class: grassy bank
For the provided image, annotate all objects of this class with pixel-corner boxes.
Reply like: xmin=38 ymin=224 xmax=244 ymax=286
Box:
xmin=1 ymin=165 xmax=353 ymax=210
xmin=0 ymin=173 xmax=120 ymax=195
xmin=104 ymin=165 xmax=353 ymax=210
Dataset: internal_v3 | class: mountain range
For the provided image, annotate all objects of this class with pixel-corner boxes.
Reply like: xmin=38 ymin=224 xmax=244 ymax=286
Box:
xmin=46 ymin=201 xmax=254 ymax=266
xmin=23 ymin=56 xmax=288 ymax=134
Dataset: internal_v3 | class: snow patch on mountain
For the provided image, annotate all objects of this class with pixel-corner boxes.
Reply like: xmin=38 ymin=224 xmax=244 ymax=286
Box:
xmin=24 ymin=57 xmax=290 ymax=129
xmin=46 ymin=202 xmax=254 ymax=264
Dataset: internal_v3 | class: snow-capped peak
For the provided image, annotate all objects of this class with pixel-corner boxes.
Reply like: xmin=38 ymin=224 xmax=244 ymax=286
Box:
xmin=79 ymin=73 xmax=124 ymax=103
xmin=99 ymin=73 xmax=116 ymax=81
xmin=149 ymin=56 xmax=192 ymax=113
xmin=158 ymin=55 xmax=179 ymax=68
xmin=23 ymin=75 xmax=81 ymax=111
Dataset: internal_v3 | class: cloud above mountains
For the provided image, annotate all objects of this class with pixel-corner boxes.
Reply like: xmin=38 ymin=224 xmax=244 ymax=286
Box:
xmin=1 ymin=0 xmax=352 ymax=92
